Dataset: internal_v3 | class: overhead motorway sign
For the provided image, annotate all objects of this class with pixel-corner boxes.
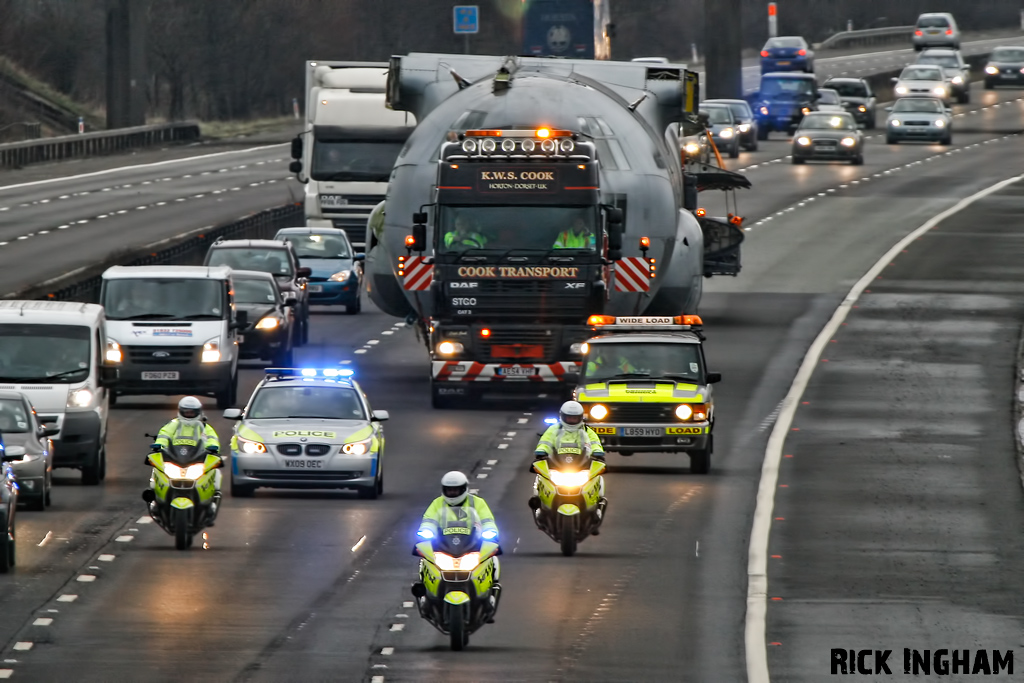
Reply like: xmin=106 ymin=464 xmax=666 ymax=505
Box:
xmin=454 ymin=5 xmax=479 ymax=34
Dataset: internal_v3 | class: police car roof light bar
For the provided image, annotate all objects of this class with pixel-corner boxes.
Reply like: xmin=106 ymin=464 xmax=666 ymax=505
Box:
xmin=265 ymin=367 xmax=355 ymax=378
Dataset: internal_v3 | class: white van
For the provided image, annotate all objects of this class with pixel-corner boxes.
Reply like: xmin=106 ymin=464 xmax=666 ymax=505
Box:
xmin=0 ymin=301 xmax=117 ymax=484
xmin=101 ymin=266 xmax=245 ymax=409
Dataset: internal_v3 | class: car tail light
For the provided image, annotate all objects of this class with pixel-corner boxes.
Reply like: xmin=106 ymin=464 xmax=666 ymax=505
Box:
xmin=798 ymin=49 xmax=806 ymax=56
xmin=915 ymin=30 xmax=923 ymax=36
xmin=945 ymin=29 xmax=953 ymax=35
xmin=761 ymin=50 xmax=769 ymax=58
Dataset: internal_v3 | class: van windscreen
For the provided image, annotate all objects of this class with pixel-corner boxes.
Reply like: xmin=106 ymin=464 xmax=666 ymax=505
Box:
xmin=0 ymin=324 xmax=90 ymax=383
xmin=103 ymin=278 xmax=226 ymax=321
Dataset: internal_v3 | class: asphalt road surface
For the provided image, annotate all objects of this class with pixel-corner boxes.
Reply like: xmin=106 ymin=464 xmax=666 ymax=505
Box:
xmin=0 ymin=74 xmax=1023 ymax=683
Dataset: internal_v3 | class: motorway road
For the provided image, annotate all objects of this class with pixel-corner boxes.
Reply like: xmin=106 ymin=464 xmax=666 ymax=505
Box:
xmin=0 ymin=74 xmax=1023 ymax=683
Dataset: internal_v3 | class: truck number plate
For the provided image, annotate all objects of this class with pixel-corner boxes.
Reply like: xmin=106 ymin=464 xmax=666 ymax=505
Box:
xmin=142 ymin=371 xmax=179 ymax=380
xmin=621 ymin=427 xmax=663 ymax=437
xmin=320 ymin=195 xmax=348 ymax=209
xmin=284 ymin=459 xmax=323 ymax=469
xmin=497 ymin=366 xmax=538 ymax=377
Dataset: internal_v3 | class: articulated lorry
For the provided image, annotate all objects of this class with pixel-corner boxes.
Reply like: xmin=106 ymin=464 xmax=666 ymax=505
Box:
xmin=289 ymin=61 xmax=416 ymax=251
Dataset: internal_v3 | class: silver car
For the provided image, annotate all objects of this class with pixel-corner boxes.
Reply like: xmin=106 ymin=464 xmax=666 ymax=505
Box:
xmin=0 ymin=391 xmax=56 ymax=510
xmin=892 ymin=65 xmax=951 ymax=105
xmin=814 ymin=88 xmax=845 ymax=113
xmin=912 ymin=13 xmax=960 ymax=51
xmin=916 ymin=49 xmax=969 ymax=103
xmin=885 ymin=97 xmax=952 ymax=145
xmin=224 ymin=367 xmax=388 ymax=498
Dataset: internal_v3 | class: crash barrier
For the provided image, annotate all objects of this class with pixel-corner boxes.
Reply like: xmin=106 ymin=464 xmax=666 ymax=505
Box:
xmin=819 ymin=26 xmax=915 ymax=51
xmin=5 ymin=203 xmax=303 ymax=304
xmin=0 ymin=121 xmax=42 ymax=143
xmin=0 ymin=121 xmax=202 ymax=169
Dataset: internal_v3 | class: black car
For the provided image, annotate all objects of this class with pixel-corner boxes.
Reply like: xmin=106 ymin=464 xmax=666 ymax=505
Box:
xmin=984 ymin=45 xmax=1024 ymax=89
xmin=230 ymin=270 xmax=296 ymax=366
xmin=792 ymin=112 xmax=864 ymax=165
xmin=753 ymin=72 xmax=819 ymax=138
xmin=204 ymin=239 xmax=312 ymax=345
xmin=0 ymin=451 xmax=17 ymax=572
xmin=822 ymin=77 xmax=876 ymax=129
xmin=703 ymin=99 xmax=759 ymax=151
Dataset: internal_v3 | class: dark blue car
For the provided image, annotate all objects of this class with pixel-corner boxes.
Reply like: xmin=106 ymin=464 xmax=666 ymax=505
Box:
xmin=751 ymin=72 xmax=820 ymax=139
xmin=760 ymin=36 xmax=814 ymax=74
xmin=273 ymin=227 xmax=364 ymax=314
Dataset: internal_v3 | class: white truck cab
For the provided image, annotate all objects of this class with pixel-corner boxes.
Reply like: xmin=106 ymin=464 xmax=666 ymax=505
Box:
xmin=101 ymin=265 xmax=244 ymax=409
xmin=289 ymin=62 xmax=416 ymax=251
xmin=0 ymin=301 xmax=117 ymax=484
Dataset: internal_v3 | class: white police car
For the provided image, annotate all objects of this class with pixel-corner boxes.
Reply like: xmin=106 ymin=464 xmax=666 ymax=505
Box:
xmin=223 ymin=367 xmax=388 ymax=498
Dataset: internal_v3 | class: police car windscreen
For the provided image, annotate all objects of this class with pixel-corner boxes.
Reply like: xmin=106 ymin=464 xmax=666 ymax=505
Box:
xmin=281 ymin=234 xmax=351 ymax=259
xmin=104 ymin=278 xmax=227 ymax=321
xmin=0 ymin=324 xmax=90 ymax=383
xmin=585 ymin=343 xmax=703 ymax=383
xmin=439 ymin=206 xmax=598 ymax=253
xmin=0 ymin=398 xmax=30 ymax=432
xmin=248 ymin=386 xmax=366 ymax=420
xmin=311 ymin=140 xmax=404 ymax=182
xmin=207 ymin=249 xmax=293 ymax=277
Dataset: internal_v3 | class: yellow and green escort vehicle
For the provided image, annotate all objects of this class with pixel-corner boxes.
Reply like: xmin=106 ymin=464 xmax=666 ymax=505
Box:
xmin=573 ymin=315 xmax=721 ymax=473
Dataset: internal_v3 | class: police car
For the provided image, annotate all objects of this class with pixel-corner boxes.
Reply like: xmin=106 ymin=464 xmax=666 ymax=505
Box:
xmin=222 ymin=367 xmax=389 ymax=498
xmin=573 ymin=316 xmax=721 ymax=474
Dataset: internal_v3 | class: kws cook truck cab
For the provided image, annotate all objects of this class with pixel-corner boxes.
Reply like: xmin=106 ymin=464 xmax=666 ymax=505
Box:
xmin=404 ymin=127 xmax=625 ymax=408
xmin=572 ymin=315 xmax=721 ymax=474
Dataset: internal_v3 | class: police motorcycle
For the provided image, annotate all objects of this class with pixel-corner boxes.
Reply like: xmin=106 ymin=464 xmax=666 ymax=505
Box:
xmin=411 ymin=507 xmax=502 ymax=651
xmin=141 ymin=431 xmax=223 ymax=550
xmin=529 ymin=417 xmax=607 ymax=557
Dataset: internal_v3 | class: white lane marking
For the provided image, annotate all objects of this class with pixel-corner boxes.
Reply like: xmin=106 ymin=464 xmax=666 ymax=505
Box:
xmin=354 ymin=349 xmax=367 ymax=354
xmin=56 ymin=595 xmax=77 ymax=602
xmin=115 ymin=535 xmax=133 ymax=542
xmin=0 ymin=144 xmax=285 ymax=193
xmin=77 ymin=575 xmax=96 ymax=583
xmin=98 ymin=554 xmax=115 ymax=562
xmin=37 ymin=531 xmax=52 ymax=547
xmin=394 ymin=613 xmax=408 ymax=619
xmin=476 ymin=473 xmax=488 ymax=479
xmin=381 ymin=331 xmax=394 ymax=336
xmin=351 ymin=535 xmax=367 ymax=552
xmin=696 ymin=541 xmax=700 ymax=557
xmin=381 ymin=647 xmax=394 ymax=655
xmin=371 ymin=677 xmax=385 ymax=683
xmin=389 ymin=623 xmax=404 ymax=632
xmin=744 ymin=172 xmax=1024 ymax=683
xmin=497 ymin=443 xmax=508 ymax=449
xmin=32 ymin=618 xmax=52 ymax=627
xmin=517 ymin=418 xmax=528 ymax=424
xmin=402 ymin=601 xmax=414 ymax=608
xmin=506 ymin=431 xmax=517 ymax=437
xmin=487 ymin=459 xmax=498 ymax=465
xmin=12 ymin=643 xmax=31 ymax=651
xmin=137 ymin=517 xmax=152 ymax=524
xmin=469 ymin=488 xmax=479 ymax=494
xmin=367 ymin=340 xmax=379 ymax=345
xmin=0 ymin=669 xmax=11 ymax=678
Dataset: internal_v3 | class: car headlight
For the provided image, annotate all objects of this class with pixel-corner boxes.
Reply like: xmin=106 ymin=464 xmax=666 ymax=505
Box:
xmin=951 ymin=76 xmax=963 ymax=84
xmin=434 ymin=551 xmax=480 ymax=571
xmin=935 ymin=119 xmax=945 ymax=128
xmin=342 ymin=438 xmax=372 ymax=455
xmin=675 ymin=404 xmax=693 ymax=420
xmin=858 ymin=105 xmax=867 ymax=112
xmin=255 ymin=316 xmax=279 ymax=330
xmin=550 ymin=470 xmax=591 ymax=487
xmin=759 ymin=106 xmax=769 ymax=115
xmin=986 ymin=65 xmax=999 ymax=75
xmin=67 ymin=387 xmax=94 ymax=408
xmin=684 ymin=142 xmax=701 ymax=155
xmin=329 ymin=270 xmax=351 ymax=282
xmin=933 ymin=86 xmax=947 ymax=96
xmin=890 ymin=119 xmax=901 ymax=127
xmin=719 ymin=128 xmax=734 ymax=138
xmin=796 ymin=136 xmax=811 ymax=146
xmin=201 ymin=338 xmax=221 ymax=363
xmin=436 ymin=341 xmax=464 ymax=356
xmin=895 ymin=86 xmax=908 ymax=94
xmin=738 ymin=123 xmax=750 ymax=132
xmin=589 ymin=404 xmax=608 ymax=420
xmin=840 ymin=137 xmax=857 ymax=147
xmin=237 ymin=436 xmax=267 ymax=454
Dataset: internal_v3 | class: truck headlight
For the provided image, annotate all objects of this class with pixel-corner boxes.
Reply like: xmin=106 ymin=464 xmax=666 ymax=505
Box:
xmin=202 ymin=338 xmax=221 ymax=363
xmin=589 ymin=404 xmax=608 ymax=420
xmin=342 ymin=438 xmax=372 ymax=455
xmin=106 ymin=339 xmax=122 ymax=363
xmin=436 ymin=341 xmax=464 ymax=356
xmin=255 ymin=317 xmax=280 ymax=330
xmin=329 ymin=270 xmax=351 ymax=282
xmin=68 ymin=387 xmax=94 ymax=408
xmin=237 ymin=436 xmax=267 ymax=454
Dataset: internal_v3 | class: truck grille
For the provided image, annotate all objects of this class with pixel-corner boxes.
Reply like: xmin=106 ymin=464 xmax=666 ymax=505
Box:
xmin=605 ymin=404 xmax=676 ymax=423
xmin=125 ymin=346 xmax=197 ymax=366
xmin=482 ymin=329 xmax=556 ymax=361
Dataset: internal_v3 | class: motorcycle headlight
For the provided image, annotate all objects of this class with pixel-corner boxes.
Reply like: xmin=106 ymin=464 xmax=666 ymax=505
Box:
xmin=68 ymin=387 xmax=94 ymax=408
xmin=986 ymin=65 xmax=999 ymax=75
xmin=342 ymin=438 xmax=372 ymax=455
xmin=796 ymin=136 xmax=811 ymax=146
xmin=201 ymin=338 xmax=221 ymax=363
xmin=434 ymin=551 xmax=480 ymax=571
xmin=840 ymin=137 xmax=857 ymax=147
xmin=550 ymin=469 xmax=590 ymax=487
xmin=163 ymin=462 xmax=186 ymax=478
xmin=675 ymin=404 xmax=693 ymax=420
xmin=588 ymin=404 xmax=608 ymax=421
xmin=106 ymin=339 xmax=122 ymax=363
xmin=329 ymin=270 xmax=351 ymax=282
xmin=238 ymin=436 xmax=267 ymax=454
xmin=255 ymin=316 xmax=280 ymax=330
xmin=184 ymin=463 xmax=206 ymax=479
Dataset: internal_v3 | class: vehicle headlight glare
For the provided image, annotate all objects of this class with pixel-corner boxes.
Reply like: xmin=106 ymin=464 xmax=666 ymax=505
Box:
xmin=759 ymin=106 xmax=769 ymax=115
xmin=238 ymin=437 xmax=267 ymax=454
xmin=589 ymin=404 xmax=608 ymax=420
xmin=329 ymin=270 xmax=351 ymax=282
xmin=738 ymin=123 xmax=750 ymax=132
xmin=255 ymin=317 xmax=279 ymax=330
xmin=796 ymin=136 xmax=811 ymax=146
xmin=436 ymin=341 xmax=464 ymax=356
xmin=342 ymin=439 xmax=371 ymax=455
xmin=684 ymin=142 xmax=701 ymax=155
xmin=840 ymin=137 xmax=856 ymax=147
xmin=858 ymin=105 xmax=867 ymax=112
xmin=550 ymin=470 xmax=590 ymax=487
xmin=933 ymin=86 xmax=946 ymax=96
xmin=719 ymin=128 xmax=734 ymax=138
xmin=106 ymin=339 xmax=122 ymax=363
xmin=890 ymin=119 xmax=901 ymax=127
xmin=895 ymin=86 xmax=908 ymax=94
xmin=986 ymin=66 xmax=999 ymax=75
xmin=163 ymin=463 xmax=185 ymax=478
xmin=201 ymin=338 xmax=221 ymax=363
xmin=434 ymin=551 xmax=480 ymax=571
xmin=800 ymin=107 xmax=811 ymax=114
xmin=184 ymin=463 xmax=206 ymax=479
xmin=579 ymin=342 xmax=589 ymax=355
xmin=935 ymin=119 xmax=945 ymax=128
xmin=68 ymin=387 xmax=93 ymax=408
xmin=675 ymin=404 xmax=693 ymax=420
xmin=951 ymin=76 xmax=963 ymax=84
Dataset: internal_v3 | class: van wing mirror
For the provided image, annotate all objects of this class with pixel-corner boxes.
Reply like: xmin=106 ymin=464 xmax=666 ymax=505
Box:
xmin=233 ymin=310 xmax=249 ymax=330
xmin=290 ymin=136 xmax=303 ymax=160
xmin=40 ymin=425 xmax=60 ymax=438
xmin=98 ymin=365 xmax=119 ymax=387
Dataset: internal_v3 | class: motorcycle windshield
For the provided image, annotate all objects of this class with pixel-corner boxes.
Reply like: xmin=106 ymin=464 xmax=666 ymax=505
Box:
xmin=435 ymin=505 xmax=482 ymax=556
xmin=549 ymin=446 xmax=591 ymax=471
xmin=166 ymin=439 xmax=205 ymax=465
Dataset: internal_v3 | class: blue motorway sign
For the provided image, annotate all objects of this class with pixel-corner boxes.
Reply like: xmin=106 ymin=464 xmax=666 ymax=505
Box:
xmin=454 ymin=5 xmax=479 ymax=34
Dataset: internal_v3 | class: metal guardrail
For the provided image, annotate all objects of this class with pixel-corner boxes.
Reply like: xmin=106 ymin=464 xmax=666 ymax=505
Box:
xmin=819 ymin=26 xmax=915 ymax=50
xmin=0 ymin=121 xmax=202 ymax=169
xmin=4 ymin=203 xmax=304 ymax=304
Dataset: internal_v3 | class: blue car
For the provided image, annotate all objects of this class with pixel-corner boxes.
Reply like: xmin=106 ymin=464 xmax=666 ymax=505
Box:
xmin=273 ymin=227 xmax=364 ymax=314
xmin=760 ymin=36 xmax=814 ymax=74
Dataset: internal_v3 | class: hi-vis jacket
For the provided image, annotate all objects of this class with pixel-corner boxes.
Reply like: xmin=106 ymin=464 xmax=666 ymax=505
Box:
xmin=535 ymin=424 xmax=605 ymax=459
xmin=155 ymin=418 xmax=220 ymax=452
xmin=419 ymin=495 xmax=498 ymax=536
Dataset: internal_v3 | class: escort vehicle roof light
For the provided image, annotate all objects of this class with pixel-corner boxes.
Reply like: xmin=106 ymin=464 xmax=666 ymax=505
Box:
xmin=586 ymin=315 xmax=704 ymax=331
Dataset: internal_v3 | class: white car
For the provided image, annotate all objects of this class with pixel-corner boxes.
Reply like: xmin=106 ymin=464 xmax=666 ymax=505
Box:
xmin=814 ymin=88 xmax=845 ymax=112
xmin=892 ymin=65 xmax=951 ymax=105
xmin=885 ymin=97 xmax=952 ymax=145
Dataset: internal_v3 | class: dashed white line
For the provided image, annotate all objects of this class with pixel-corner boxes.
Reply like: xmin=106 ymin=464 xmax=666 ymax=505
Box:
xmin=115 ymin=535 xmax=133 ymax=542
xmin=56 ymin=595 xmax=77 ymax=603
xmin=98 ymin=554 xmax=115 ymax=562
xmin=487 ymin=459 xmax=498 ymax=465
xmin=12 ymin=643 xmax=31 ymax=652
xmin=497 ymin=443 xmax=508 ymax=449
xmin=0 ymin=669 xmax=12 ymax=679
xmin=389 ymin=623 xmax=405 ymax=632
xmin=381 ymin=647 xmax=394 ymax=655
xmin=351 ymin=535 xmax=367 ymax=552
xmin=476 ymin=473 xmax=489 ymax=479
xmin=402 ymin=601 xmax=414 ymax=608
xmin=37 ymin=531 xmax=52 ymax=547
xmin=32 ymin=618 xmax=52 ymax=627
xmin=77 ymin=575 xmax=96 ymax=583
xmin=354 ymin=349 xmax=367 ymax=354
xmin=137 ymin=516 xmax=152 ymax=524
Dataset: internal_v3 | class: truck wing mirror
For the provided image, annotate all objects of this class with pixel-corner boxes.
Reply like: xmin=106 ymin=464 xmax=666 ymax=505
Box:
xmin=288 ymin=160 xmax=302 ymax=175
xmin=607 ymin=249 xmax=623 ymax=262
xmin=408 ymin=223 xmax=426 ymax=252
xmin=608 ymin=224 xmax=623 ymax=252
xmin=413 ymin=212 xmax=428 ymax=224
xmin=290 ymin=136 xmax=303 ymax=160
xmin=607 ymin=208 xmax=623 ymax=226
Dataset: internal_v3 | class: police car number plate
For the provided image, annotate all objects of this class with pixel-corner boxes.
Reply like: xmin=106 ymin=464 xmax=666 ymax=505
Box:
xmin=142 ymin=371 xmax=179 ymax=380
xmin=621 ymin=427 xmax=663 ymax=437
xmin=284 ymin=460 xmax=323 ymax=469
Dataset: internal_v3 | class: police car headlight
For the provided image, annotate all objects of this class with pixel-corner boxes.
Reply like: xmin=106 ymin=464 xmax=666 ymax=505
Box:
xmin=106 ymin=339 xmax=122 ymax=363
xmin=675 ymin=404 xmax=693 ymax=420
xmin=255 ymin=317 xmax=280 ymax=330
xmin=328 ymin=270 xmax=351 ymax=282
xmin=342 ymin=438 xmax=372 ymax=455
xmin=550 ymin=470 xmax=590 ymax=487
xmin=588 ymin=404 xmax=608 ymax=421
xmin=201 ymin=338 xmax=221 ymax=363
xmin=238 ymin=436 xmax=267 ymax=454
xmin=436 ymin=341 xmax=464 ymax=356
xmin=67 ymin=387 xmax=94 ymax=408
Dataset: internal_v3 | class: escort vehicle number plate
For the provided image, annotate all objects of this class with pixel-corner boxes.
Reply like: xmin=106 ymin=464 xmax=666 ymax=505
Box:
xmin=142 ymin=371 xmax=179 ymax=380
xmin=621 ymin=427 xmax=663 ymax=437
xmin=284 ymin=459 xmax=323 ymax=469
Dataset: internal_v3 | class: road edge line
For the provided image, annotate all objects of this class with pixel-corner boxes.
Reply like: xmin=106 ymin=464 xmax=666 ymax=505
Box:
xmin=744 ymin=172 xmax=1024 ymax=683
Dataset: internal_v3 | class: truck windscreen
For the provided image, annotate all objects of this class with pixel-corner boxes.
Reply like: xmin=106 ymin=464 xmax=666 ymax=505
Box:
xmin=103 ymin=279 xmax=226 ymax=321
xmin=311 ymin=140 xmax=404 ymax=182
xmin=439 ymin=206 xmax=598 ymax=253
xmin=0 ymin=324 xmax=90 ymax=383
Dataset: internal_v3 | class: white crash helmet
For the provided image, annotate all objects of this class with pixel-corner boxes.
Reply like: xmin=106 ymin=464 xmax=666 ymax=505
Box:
xmin=178 ymin=396 xmax=203 ymax=424
xmin=559 ymin=400 xmax=585 ymax=432
xmin=441 ymin=470 xmax=469 ymax=505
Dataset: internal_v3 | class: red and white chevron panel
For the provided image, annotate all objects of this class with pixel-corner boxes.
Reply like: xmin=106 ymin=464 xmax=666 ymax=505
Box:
xmin=432 ymin=361 xmax=580 ymax=382
xmin=613 ymin=257 xmax=652 ymax=292
xmin=401 ymin=257 xmax=433 ymax=291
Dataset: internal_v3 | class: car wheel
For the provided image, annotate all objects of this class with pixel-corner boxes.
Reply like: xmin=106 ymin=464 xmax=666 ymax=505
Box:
xmin=27 ymin=493 xmax=45 ymax=512
xmin=729 ymin=142 xmax=739 ymax=158
xmin=941 ymin=135 xmax=952 ymax=146
xmin=757 ymin=127 xmax=769 ymax=141
xmin=45 ymin=473 xmax=51 ymax=507
xmin=81 ymin=445 xmax=103 ymax=485
xmin=865 ymin=117 xmax=876 ymax=130
xmin=984 ymin=80 xmax=994 ymax=90
xmin=346 ymin=296 xmax=362 ymax=315
xmin=746 ymin=137 xmax=759 ymax=152
xmin=108 ymin=391 xmax=118 ymax=407
xmin=791 ymin=156 xmax=805 ymax=165
xmin=231 ymin=476 xmax=255 ymax=497
xmin=851 ymin=154 xmax=864 ymax=166
xmin=216 ymin=376 xmax=237 ymax=410
xmin=357 ymin=484 xmax=379 ymax=500
xmin=301 ymin=314 xmax=310 ymax=345
xmin=886 ymin=135 xmax=897 ymax=145
xmin=958 ymin=91 xmax=969 ymax=104
xmin=690 ymin=444 xmax=711 ymax=475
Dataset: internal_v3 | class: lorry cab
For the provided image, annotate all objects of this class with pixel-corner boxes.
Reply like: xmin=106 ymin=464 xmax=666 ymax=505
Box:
xmin=101 ymin=265 xmax=244 ymax=409
xmin=572 ymin=315 xmax=721 ymax=474
xmin=0 ymin=301 xmax=116 ymax=484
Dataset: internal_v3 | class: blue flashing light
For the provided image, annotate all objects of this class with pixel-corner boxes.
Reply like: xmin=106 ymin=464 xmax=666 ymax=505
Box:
xmin=266 ymin=367 xmax=356 ymax=380
xmin=417 ymin=528 xmax=434 ymax=539
xmin=482 ymin=529 xmax=498 ymax=540
xmin=544 ymin=416 xmax=558 ymax=425
xmin=301 ymin=368 xmax=317 ymax=377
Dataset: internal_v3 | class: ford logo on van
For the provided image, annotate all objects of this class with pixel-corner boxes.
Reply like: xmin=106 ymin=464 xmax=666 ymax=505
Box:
xmin=152 ymin=351 xmax=170 ymax=358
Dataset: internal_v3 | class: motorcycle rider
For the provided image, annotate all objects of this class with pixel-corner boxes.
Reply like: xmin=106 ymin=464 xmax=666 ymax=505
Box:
xmin=149 ymin=397 xmax=222 ymax=514
xmin=417 ymin=471 xmax=502 ymax=621
xmin=533 ymin=401 xmax=608 ymax=532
